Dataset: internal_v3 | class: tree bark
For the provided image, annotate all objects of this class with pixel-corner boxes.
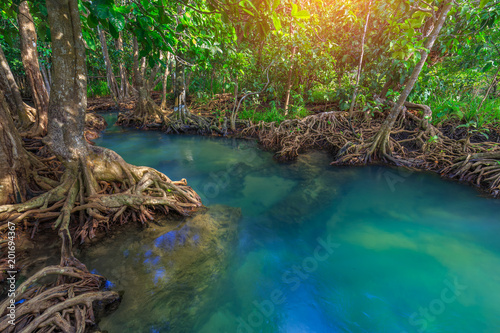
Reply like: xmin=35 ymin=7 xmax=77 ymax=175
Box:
xmin=98 ymin=26 xmax=120 ymax=102
xmin=379 ymin=77 xmax=394 ymax=98
xmin=46 ymin=0 xmax=88 ymax=163
xmin=0 ymin=45 xmax=32 ymax=127
xmin=132 ymin=41 xmax=161 ymax=119
xmin=115 ymin=31 xmax=131 ymax=99
xmin=349 ymin=1 xmax=371 ymax=119
xmin=132 ymin=36 xmax=140 ymax=90
xmin=0 ymin=91 xmax=30 ymax=205
xmin=18 ymin=0 xmax=50 ymax=136
xmin=40 ymin=63 xmax=51 ymax=94
xmin=161 ymin=52 xmax=171 ymax=110
xmin=284 ymin=46 xmax=297 ymax=116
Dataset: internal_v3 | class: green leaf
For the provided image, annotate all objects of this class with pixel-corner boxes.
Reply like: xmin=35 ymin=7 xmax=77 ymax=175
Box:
xmin=108 ymin=12 xmax=125 ymax=31
xmin=291 ymin=3 xmax=298 ymax=16
xmin=95 ymin=4 xmax=110 ymax=19
xmin=87 ymin=14 xmax=99 ymax=29
xmin=273 ymin=0 xmax=280 ymax=10
xmin=479 ymin=0 xmax=489 ymax=8
xmin=272 ymin=13 xmax=282 ymax=30
xmin=1 ymin=29 xmax=13 ymax=46
xmin=245 ymin=0 xmax=258 ymax=12
xmin=113 ymin=5 xmax=132 ymax=14
xmin=139 ymin=16 xmax=154 ymax=31
xmin=242 ymin=8 xmax=254 ymax=16
xmin=294 ymin=10 xmax=310 ymax=19
xmin=108 ymin=23 xmax=119 ymax=39
xmin=82 ymin=29 xmax=97 ymax=50
xmin=482 ymin=62 xmax=493 ymax=72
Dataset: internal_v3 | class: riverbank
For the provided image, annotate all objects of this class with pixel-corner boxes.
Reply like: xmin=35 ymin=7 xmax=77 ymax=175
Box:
xmin=100 ymin=95 xmax=500 ymax=199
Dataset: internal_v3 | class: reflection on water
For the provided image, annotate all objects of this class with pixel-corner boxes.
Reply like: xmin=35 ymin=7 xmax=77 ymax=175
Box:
xmin=87 ymin=117 xmax=500 ymax=332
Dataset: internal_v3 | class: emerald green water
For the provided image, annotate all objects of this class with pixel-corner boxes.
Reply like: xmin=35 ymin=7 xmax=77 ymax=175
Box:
xmin=86 ymin=113 xmax=500 ymax=332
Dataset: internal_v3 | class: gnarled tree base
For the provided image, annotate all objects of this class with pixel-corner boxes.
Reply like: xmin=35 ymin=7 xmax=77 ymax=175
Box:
xmin=0 ymin=137 xmax=202 ymax=332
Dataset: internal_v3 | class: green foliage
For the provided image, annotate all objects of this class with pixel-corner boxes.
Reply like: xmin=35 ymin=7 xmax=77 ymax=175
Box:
xmin=1 ymin=0 xmax=500 ymax=130
xmin=87 ymin=80 xmax=111 ymax=98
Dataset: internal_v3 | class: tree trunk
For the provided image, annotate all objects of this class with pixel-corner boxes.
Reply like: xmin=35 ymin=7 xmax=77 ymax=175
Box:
xmin=0 ymin=45 xmax=32 ymax=127
xmin=349 ymin=1 xmax=371 ymax=119
xmin=370 ymin=1 xmax=453 ymax=157
xmin=379 ymin=77 xmax=394 ymax=98
xmin=0 ymin=90 xmax=30 ymax=205
xmin=98 ymin=26 xmax=120 ymax=102
xmin=46 ymin=0 xmax=88 ymax=163
xmin=131 ymin=41 xmax=161 ymax=119
xmin=115 ymin=31 xmax=131 ymax=99
xmin=284 ymin=46 xmax=297 ymax=116
xmin=40 ymin=63 xmax=51 ymax=94
xmin=210 ymin=67 xmax=214 ymax=95
xmin=478 ymin=65 xmax=500 ymax=111
xmin=132 ymin=36 xmax=140 ymax=93
xmin=185 ymin=67 xmax=191 ymax=95
xmin=18 ymin=0 xmax=50 ymax=136
xmin=231 ymin=76 xmax=238 ymax=131
xmin=161 ymin=52 xmax=171 ymax=110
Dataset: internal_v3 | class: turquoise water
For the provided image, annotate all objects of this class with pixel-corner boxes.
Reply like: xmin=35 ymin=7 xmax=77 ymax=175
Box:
xmin=86 ymin=113 xmax=500 ymax=332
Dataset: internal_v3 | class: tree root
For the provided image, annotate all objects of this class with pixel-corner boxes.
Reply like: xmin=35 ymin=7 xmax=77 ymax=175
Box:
xmin=243 ymin=111 xmax=350 ymax=160
xmin=1 ymin=144 xmax=201 ymax=244
xmin=443 ymin=152 xmax=500 ymax=196
xmin=0 ymin=265 xmax=119 ymax=333
xmin=241 ymin=107 xmax=500 ymax=196
xmin=116 ymin=108 xmax=241 ymax=135
xmin=0 ymin=134 xmax=202 ymax=332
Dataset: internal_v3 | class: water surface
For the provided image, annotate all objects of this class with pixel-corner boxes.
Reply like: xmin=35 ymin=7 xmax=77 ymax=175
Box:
xmin=85 ymin=113 xmax=500 ymax=332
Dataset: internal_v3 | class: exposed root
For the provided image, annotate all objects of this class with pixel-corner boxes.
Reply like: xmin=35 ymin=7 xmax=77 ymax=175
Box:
xmin=84 ymin=112 xmax=107 ymax=143
xmin=0 ymin=266 xmax=119 ymax=333
xmin=242 ymin=105 xmax=500 ymax=195
xmin=1 ymin=144 xmax=201 ymax=243
xmin=443 ymin=152 xmax=500 ymax=197
xmin=116 ymin=107 xmax=244 ymax=135
xmin=243 ymin=111 xmax=351 ymax=160
xmin=164 ymin=108 xmax=231 ymax=135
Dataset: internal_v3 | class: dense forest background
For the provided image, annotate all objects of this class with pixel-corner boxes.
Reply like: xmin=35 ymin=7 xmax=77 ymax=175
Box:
xmin=2 ymin=0 xmax=499 ymax=127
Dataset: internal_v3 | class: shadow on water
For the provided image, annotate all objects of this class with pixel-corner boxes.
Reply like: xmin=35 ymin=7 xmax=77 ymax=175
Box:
xmin=78 ymin=112 xmax=500 ymax=332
